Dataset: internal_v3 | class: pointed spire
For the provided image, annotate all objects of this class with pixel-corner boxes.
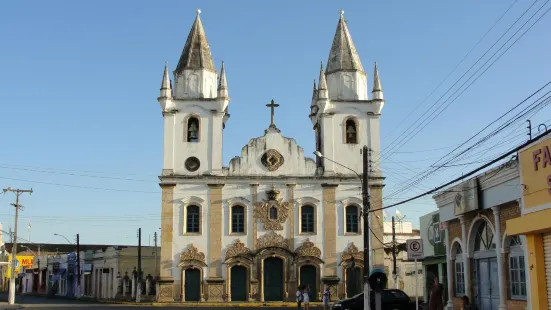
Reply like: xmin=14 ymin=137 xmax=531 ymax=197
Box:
xmin=326 ymin=10 xmax=364 ymax=74
xmin=318 ymin=62 xmax=328 ymax=99
xmin=160 ymin=61 xmax=172 ymax=98
xmin=218 ymin=61 xmax=228 ymax=98
xmin=311 ymin=79 xmax=318 ymax=100
xmin=372 ymin=62 xmax=383 ymax=100
xmin=175 ymin=9 xmax=216 ymax=73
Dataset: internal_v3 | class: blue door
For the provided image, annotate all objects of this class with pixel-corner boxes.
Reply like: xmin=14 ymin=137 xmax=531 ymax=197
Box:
xmin=263 ymin=257 xmax=284 ymax=301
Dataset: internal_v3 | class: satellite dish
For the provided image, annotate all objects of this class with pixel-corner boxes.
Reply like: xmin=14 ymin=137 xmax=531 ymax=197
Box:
xmin=383 ymin=211 xmax=389 ymax=219
xmin=396 ymin=209 xmax=406 ymax=221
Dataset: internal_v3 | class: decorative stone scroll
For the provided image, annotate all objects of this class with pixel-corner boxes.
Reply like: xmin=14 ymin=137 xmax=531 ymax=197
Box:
xmin=256 ymin=231 xmax=289 ymax=250
xmin=225 ymin=239 xmax=252 ymax=261
xmin=179 ymin=244 xmax=207 ymax=267
xmin=295 ymin=238 xmax=322 ymax=258
xmin=254 ymin=187 xmax=289 ymax=231
xmin=341 ymin=243 xmax=364 ymax=263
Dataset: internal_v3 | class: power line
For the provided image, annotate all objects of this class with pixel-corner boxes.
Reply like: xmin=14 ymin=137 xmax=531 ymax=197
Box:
xmin=371 ymin=128 xmax=551 ymax=213
xmin=378 ymin=0 xmax=549 ymax=161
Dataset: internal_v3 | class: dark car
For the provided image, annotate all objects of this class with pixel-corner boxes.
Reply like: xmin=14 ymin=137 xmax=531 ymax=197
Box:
xmin=331 ymin=289 xmax=418 ymax=310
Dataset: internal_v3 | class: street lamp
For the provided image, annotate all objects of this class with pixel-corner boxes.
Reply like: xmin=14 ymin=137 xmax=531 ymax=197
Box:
xmin=314 ymin=146 xmax=371 ymax=310
xmin=53 ymin=233 xmax=73 ymax=245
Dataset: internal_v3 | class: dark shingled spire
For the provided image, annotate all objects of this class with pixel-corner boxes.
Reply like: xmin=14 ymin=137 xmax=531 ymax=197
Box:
xmin=175 ymin=10 xmax=216 ymax=73
xmin=326 ymin=10 xmax=364 ymax=74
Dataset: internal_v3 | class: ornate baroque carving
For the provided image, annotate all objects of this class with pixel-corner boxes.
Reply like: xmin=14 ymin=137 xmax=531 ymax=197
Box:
xmin=256 ymin=231 xmax=289 ymax=250
xmin=261 ymin=149 xmax=285 ymax=171
xmin=254 ymin=187 xmax=289 ymax=230
xmin=295 ymin=238 xmax=322 ymax=258
xmin=341 ymin=243 xmax=364 ymax=262
xmin=179 ymin=244 xmax=206 ymax=266
xmin=225 ymin=239 xmax=252 ymax=261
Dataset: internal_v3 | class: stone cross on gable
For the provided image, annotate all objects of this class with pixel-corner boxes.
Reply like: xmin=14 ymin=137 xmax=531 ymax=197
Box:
xmin=266 ymin=99 xmax=279 ymax=128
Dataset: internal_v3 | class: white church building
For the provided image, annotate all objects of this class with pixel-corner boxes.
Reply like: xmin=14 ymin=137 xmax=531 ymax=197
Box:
xmin=156 ymin=10 xmax=387 ymax=303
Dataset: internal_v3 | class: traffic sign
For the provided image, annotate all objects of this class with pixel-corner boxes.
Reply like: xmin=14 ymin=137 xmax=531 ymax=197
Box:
xmin=406 ymin=239 xmax=423 ymax=260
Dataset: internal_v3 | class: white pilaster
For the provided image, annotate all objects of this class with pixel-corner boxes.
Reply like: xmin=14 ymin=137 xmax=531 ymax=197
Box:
xmin=459 ymin=215 xmax=471 ymax=298
xmin=492 ymin=207 xmax=507 ymax=310
xmin=444 ymin=222 xmax=454 ymax=310
xmin=162 ymin=112 xmax=175 ymax=173
xmin=210 ymin=112 xmax=224 ymax=175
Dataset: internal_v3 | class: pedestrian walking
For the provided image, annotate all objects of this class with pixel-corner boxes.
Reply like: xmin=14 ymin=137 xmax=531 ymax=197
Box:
xmin=462 ymin=296 xmax=477 ymax=310
xmin=428 ymin=278 xmax=443 ymax=310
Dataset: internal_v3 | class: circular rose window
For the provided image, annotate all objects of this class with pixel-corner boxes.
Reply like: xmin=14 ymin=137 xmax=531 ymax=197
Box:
xmin=185 ymin=157 xmax=200 ymax=172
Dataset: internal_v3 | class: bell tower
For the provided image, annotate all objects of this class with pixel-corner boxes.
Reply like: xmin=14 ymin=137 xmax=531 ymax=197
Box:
xmin=309 ymin=11 xmax=384 ymax=177
xmin=157 ymin=10 xmax=230 ymax=176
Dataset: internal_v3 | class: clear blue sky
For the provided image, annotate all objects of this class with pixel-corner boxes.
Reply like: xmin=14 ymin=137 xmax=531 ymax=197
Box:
xmin=0 ymin=1 xmax=550 ymax=246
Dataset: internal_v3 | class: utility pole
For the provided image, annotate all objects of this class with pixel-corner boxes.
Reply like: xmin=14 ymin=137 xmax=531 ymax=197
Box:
xmin=392 ymin=216 xmax=398 ymax=289
xmin=361 ymin=145 xmax=371 ymax=310
xmin=136 ymin=228 xmax=142 ymax=302
xmin=76 ymin=233 xmax=81 ymax=296
xmin=2 ymin=187 xmax=33 ymax=305
xmin=154 ymin=232 xmax=158 ymax=278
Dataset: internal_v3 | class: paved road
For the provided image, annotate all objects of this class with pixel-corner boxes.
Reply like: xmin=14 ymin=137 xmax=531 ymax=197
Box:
xmin=1 ymin=294 xmax=324 ymax=309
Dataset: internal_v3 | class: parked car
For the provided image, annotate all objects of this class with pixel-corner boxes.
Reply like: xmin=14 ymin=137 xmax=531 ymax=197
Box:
xmin=331 ymin=289 xmax=419 ymax=310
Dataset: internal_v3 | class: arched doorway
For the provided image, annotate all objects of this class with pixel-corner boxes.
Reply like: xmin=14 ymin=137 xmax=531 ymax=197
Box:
xmin=471 ymin=220 xmax=499 ymax=310
xmin=299 ymin=265 xmax=317 ymax=301
xmin=184 ymin=269 xmax=201 ymax=301
xmin=231 ymin=265 xmax=248 ymax=301
xmin=346 ymin=266 xmax=362 ymax=297
xmin=263 ymin=257 xmax=284 ymax=301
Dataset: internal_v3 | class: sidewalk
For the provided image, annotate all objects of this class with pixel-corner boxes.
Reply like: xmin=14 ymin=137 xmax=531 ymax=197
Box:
xmin=0 ymin=303 xmax=24 ymax=310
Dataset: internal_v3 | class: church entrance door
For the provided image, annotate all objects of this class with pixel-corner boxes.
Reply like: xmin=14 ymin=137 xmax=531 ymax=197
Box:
xmin=299 ymin=265 xmax=317 ymax=301
xmin=184 ymin=269 xmax=201 ymax=301
xmin=346 ymin=267 xmax=362 ymax=298
xmin=230 ymin=266 xmax=248 ymax=301
xmin=263 ymin=257 xmax=284 ymax=301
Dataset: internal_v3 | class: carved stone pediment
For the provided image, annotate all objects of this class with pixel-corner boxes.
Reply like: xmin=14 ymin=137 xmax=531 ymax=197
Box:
xmin=254 ymin=187 xmax=289 ymax=231
xmin=256 ymin=231 xmax=289 ymax=250
xmin=179 ymin=244 xmax=207 ymax=267
xmin=341 ymin=243 xmax=364 ymax=262
xmin=225 ymin=239 xmax=252 ymax=261
xmin=295 ymin=238 xmax=322 ymax=258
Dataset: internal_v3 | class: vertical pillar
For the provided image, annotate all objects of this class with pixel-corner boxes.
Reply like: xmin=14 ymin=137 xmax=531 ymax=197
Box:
xmin=491 ymin=207 xmax=507 ymax=310
xmin=206 ymin=184 xmax=225 ymax=301
xmin=287 ymin=184 xmax=297 ymax=296
xmin=370 ymin=185 xmax=385 ymax=270
xmin=458 ymin=215 xmax=471 ymax=298
xmin=157 ymin=183 xmax=175 ymax=302
xmin=321 ymin=184 xmax=339 ymax=301
xmin=250 ymin=184 xmax=259 ymax=301
xmin=444 ymin=222 xmax=454 ymax=310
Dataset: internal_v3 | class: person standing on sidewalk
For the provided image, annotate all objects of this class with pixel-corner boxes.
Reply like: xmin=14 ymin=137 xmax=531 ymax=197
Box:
xmin=296 ymin=285 xmax=304 ymax=310
xmin=302 ymin=285 xmax=310 ymax=310
xmin=322 ymin=286 xmax=331 ymax=310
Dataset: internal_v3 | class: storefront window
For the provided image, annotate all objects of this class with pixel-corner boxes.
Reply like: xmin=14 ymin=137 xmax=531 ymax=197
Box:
xmin=509 ymin=236 xmax=527 ymax=300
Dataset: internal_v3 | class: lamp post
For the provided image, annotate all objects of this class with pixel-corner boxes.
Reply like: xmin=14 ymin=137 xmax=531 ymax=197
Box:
xmin=53 ymin=233 xmax=73 ymax=245
xmin=314 ymin=145 xmax=371 ymax=310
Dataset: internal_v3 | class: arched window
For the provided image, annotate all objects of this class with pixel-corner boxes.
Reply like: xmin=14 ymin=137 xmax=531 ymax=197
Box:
xmin=186 ymin=205 xmax=200 ymax=233
xmin=474 ymin=221 xmax=495 ymax=251
xmin=508 ymin=236 xmax=527 ymax=299
xmin=452 ymin=243 xmax=465 ymax=296
xmin=301 ymin=205 xmax=315 ymax=233
xmin=345 ymin=119 xmax=357 ymax=144
xmin=231 ymin=205 xmax=245 ymax=234
xmin=186 ymin=117 xmax=199 ymax=142
xmin=345 ymin=205 xmax=359 ymax=233
xmin=269 ymin=206 xmax=278 ymax=220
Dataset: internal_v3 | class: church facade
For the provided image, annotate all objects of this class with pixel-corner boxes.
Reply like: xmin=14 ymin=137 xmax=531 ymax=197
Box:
xmin=156 ymin=10 xmax=386 ymax=303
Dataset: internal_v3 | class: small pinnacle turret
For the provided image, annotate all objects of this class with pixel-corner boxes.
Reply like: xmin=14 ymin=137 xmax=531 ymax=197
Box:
xmin=372 ymin=62 xmax=383 ymax=100
xmin=318 ymin=62 xmax=328 ymax=99
xmin=160 ymin=61 xmax=172 ymax=98
xmin=312 ymin=80 xmax=318 ymax=100
xmin=218 ymin=61 xmax=228 ymax=98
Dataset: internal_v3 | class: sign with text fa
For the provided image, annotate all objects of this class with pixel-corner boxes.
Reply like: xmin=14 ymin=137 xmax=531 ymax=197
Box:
xmin=407 ymin=239 xmax=423 ymax=260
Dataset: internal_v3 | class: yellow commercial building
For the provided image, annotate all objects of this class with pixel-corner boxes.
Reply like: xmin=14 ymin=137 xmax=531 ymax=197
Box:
xmin=507 ymin=135 xmax=551 ymax=310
